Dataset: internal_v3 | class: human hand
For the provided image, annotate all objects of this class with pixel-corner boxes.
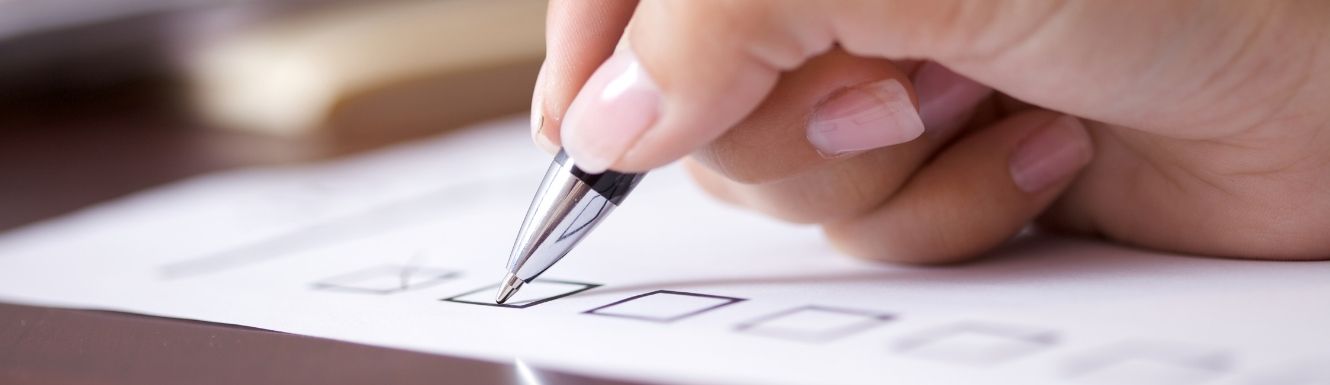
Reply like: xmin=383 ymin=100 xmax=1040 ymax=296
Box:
xmin=530 ymin=0 xmax=1330 ymax=262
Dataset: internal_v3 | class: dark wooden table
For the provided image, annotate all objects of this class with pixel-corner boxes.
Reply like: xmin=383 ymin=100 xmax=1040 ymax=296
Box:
xmin=0 ymin=81 xmax=644 ymax=385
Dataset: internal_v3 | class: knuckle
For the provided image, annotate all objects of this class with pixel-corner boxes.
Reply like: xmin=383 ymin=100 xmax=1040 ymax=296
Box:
xmin=696 ymin=139 xmax=796 ymax=185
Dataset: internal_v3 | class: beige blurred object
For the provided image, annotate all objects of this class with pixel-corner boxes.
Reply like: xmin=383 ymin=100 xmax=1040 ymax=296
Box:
xmin=189 ymin=0 xmax=545 ymax=140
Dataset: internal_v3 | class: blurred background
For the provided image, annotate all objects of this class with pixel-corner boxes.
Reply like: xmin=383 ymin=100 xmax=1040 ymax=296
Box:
xmin=0 ymin=0 xmax=545 ymax=231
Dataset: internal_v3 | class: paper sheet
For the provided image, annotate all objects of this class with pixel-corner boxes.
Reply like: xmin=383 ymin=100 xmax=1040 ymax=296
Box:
xmin=1 ymin=117 xmax=1327 ymax=385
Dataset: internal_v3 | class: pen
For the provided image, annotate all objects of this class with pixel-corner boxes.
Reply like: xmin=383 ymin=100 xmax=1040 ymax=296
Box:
xmin=495 ymin=150 xmax=645 ymax=303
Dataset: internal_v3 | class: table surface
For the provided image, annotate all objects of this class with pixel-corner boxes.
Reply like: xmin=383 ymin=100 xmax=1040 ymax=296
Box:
xmin=0 ymin=82 xmax=645 ymax=385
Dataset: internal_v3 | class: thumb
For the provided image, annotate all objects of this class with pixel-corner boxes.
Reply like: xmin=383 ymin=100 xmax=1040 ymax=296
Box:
xmin=558 ymin=1 xmax=1321 ymax=172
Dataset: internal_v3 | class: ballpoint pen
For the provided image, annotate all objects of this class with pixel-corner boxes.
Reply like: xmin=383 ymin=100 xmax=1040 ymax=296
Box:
xmin=495 ymin=150 xmax=645 ymax=303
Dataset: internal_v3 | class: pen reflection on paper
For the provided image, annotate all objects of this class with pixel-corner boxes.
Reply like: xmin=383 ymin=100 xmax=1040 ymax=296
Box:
xmin=514 ymin=358 xmax=545 ymax=385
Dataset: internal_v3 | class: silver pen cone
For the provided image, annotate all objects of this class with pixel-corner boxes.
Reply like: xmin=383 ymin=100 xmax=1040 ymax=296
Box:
xmin=496 ymin=151 xmax=644 ymax=305
xmin=495 ymin=272 xmax=524 ymax=304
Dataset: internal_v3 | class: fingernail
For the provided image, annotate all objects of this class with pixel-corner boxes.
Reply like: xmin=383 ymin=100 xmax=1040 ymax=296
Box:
xmin=530 ymin=62 xmax=546 ymax=136
xmin=1009 ymin=115 xmax=1093 ymax=193
xmin=560 ymin=49 xmax=661 ymax=173
xmin=913 ymin=62 xmax=992 ymax=137
xmin=806 ymin=79 xmax=925 ymax=157
xmin=530 ymin=63 xmax=559 ymax=153
xmin=533 ymin=127 xmax=559 ymax=153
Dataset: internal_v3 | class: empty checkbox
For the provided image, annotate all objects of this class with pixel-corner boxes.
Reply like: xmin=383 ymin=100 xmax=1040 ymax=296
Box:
xmin=1063 ymin=341 xmax=1232 ymax=385
xmin=1241 ymin=357 xmax=1330 ymax=385
xmin=584 ymin=290 xmax=745 ymax=323
xmin=735 ymin=305 xmax=894 ymax=343
xmin=312 ymin=265 xmax=460 ymax=294
xmin=443 ymin=279 xmax=600 ymax=308
xmin=893 ymin=321 xmax=1058 ymax=365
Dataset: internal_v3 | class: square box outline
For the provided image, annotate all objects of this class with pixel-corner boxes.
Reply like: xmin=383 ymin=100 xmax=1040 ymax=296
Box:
xmin=892 ymin=321 xmax=1060 ymax=365
xmin=583 ymin=289 xmax=747 ymax=323
xmin=311 ymin=264 xmax=462 ymax=295
xmin=1239 ymin=357 xmax=1330 ymax=385
xmin=441 ymin=279 xmax=601 ymax=309
xmin=734 ymin=305 xmax=896 ymax=343
xmin=1061 ymin=341 xmax=1233 ymax=384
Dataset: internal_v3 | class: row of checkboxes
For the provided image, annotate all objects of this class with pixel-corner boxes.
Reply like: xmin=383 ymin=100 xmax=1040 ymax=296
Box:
xmin=312 ymin=265 xmax=898 ymax=341
xmin=311 ymin=265 xmax=1259 ymax=385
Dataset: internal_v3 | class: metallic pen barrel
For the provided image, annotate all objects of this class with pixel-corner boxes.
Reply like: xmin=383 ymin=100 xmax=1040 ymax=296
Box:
xmin=496 ymin=151 xmax=644 ymax=303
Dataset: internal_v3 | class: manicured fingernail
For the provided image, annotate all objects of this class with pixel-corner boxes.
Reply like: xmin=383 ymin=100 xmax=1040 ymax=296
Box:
xmin=1009 ymin=115 xmax=1093 ymax=193
xmin=806 ymin=79 xmax=924 ymax=157
xmin=533 ymin=127 xmax=559 ymax=154
xmin=530 ymin=63 xmax=559 ymax=153
xmin=560 ymin=49 xmax=661 ymax=173
xmin=530 ymin=63 xmax=546 ymax=136
xmin=913 ymin=62 xmax=992 ymax=137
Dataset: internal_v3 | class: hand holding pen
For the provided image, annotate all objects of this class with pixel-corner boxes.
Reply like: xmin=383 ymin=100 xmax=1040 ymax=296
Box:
xmin=501 ymin=0 xmax=1330 ymax=293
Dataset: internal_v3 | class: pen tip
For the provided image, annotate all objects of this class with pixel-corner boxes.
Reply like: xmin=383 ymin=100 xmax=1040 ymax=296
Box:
xmin=495 ymin=273 xmax=523 ymax=304
xmin=495 ymin=284 xmax=519 ymax=304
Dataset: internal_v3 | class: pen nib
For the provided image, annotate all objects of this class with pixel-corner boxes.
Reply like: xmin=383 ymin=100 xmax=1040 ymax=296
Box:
xmin=495 ymin=272 xmax=524 ymax=304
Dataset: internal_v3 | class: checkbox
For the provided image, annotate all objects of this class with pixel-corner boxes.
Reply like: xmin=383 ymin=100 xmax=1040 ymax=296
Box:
xmin=584 ymin=290 xmax=745 ymax=323
xmin=735 ymin=305 xmax=894 ymax=343
xmin=442 ymin=279 xmax=600 ymax=309
xmin=1063 ymin=342 xmax=1231 ymax=385
xmin=893 ymin=322 xmax=1058 ymax=365
xmin=1241 ymin=358 xmax=1330 ymax=385
xmin=312 ymin=265 xmax=460 ymax=294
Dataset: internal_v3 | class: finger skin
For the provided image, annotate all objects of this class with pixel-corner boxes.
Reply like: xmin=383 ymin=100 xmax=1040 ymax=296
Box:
xmin=564 ymin=0 xmax=1320 ymax=170
xmin=823 ymin=111 xmax=1092 ymax=264
xmin=552 ymin=0 xmax=1330 ymax=260
xmin=693 ymin=50 xmax=917 ymax=184
xmin=686 ymin=51 xmax=979 ymax=224
xmin=534 ymin=0 xmax=637 ymax=148
xmin=1042 ymin=121 xmax=1330 ymax=261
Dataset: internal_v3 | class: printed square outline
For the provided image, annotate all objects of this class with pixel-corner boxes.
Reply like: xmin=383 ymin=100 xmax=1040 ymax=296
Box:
xmin=1061 ymin=341 xmax=1232 ymax=383
xmin=441 ymin=279 xmax=601 ymax=309
xmin=583 ymin=289 xmax=747 ymax=323
xmin=734 ymin=305 xmax=895 ymax=343
xmin=892 ymin=321 xmax=1060 ymax=365
xmin=1239 ymin=357 xmax=1330 ymax=385
xmin=311 ymin=265 xmax=461 ymax=294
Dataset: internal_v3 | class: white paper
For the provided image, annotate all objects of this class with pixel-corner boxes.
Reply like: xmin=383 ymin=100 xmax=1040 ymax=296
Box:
xmin=1 ymin=117 xmax=1327 ymax=385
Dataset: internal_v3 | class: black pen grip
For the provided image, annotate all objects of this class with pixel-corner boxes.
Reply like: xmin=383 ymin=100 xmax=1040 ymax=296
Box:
xmin=555 ymin=150 xmax=645 ymax=205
